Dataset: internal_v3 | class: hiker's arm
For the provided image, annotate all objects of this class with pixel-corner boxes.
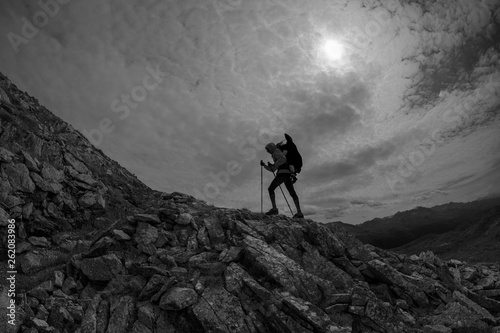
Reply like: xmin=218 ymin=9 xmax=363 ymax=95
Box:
xmin=273 ymin=151 xmax=287 ymax=171
xmin=261 ymin=160 xmax=274 ymax=172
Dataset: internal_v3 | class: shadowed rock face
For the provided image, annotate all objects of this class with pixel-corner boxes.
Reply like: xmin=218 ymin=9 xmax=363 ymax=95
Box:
xmin=1 ymin=72 xmax=500 ymax=332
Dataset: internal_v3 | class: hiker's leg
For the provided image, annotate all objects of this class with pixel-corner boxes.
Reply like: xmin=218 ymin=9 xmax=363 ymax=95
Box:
xmin=285 ymin=178 xmax=302 ymax=214
xmin=268 ymin=178 xmax=279 ymax=209
xmin=268 ymin=175 xmax=285 ymax=209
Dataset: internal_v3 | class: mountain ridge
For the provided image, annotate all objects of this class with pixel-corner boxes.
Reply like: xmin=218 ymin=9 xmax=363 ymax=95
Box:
xmin=328 ymin=197 xmax=500 ymax=257
xmin=392 ymin=204 xmax=500 ymax=263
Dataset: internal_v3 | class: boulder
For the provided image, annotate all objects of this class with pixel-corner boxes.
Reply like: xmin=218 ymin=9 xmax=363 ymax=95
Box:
xmin=219 ymin=246 xmax=243 ymax=263
xmin=63 ymin=152 xmax=89 ymax=174
xmin=4 ymin=163 xmax=35 ymax=193
xmin=453 ymin=291 xmax=495 ymax=323
xmin=20 ymin=250 xmax=68 ymax=274
xmin=203 ymin=216 xmax=225 ymax=244
xmin=78 ymin=191 xmax=106 ymax=209
xmin=84 ymin=236 xmax=115 ymax=258
xmin=131 ymin=320 xmax=152 ymax=333
xmin=4 ymin=195 xmax=23 ymax=209
xmin=28 ymin=236 xmax=50 ymax=248
xmin=72 ymin=173 xmax=99 ymax=186
xmin=62 ymin=277 xmax=78 ymax=295
xmin=0 ymin=207 xmax=10 ymax=226
xmin=16 ymin=241 xmax=31 ymax=254
xmin=137 ymin=243 xmax=157 ymax=256
xmin=31 ymin=318 xmax=51 ymax=331
xmin=134 ymin=222 xmax=159 ymax=245
xmin=0 ymin=146 xmax=15 ymax=162
xmin=80 ymin=295 xmax=101 ymax=333
xmin=159 ymin=287 xmax=198 ymax=310
xmin=0 ymin=85 xmax=9 ymax=102
xmin=96 ymin=299 xmax=110 ymax=333
xmin=41 ymin=163 xmax=64 ymax=183
xmin=22 ymin=202 xmax=33 ymax=219
xmin=54 ymin=271 xmax=65 ymax=288
xmin=112 ymin=229 xmax=131 ymax=241
xmin=193 ymin=286 xmax=252 ymax=333
xmin=281 ymin=292 xmax=350 ymax=333
xmin=27 ymin=287 xmax=49 ymax=303
xmin=30 ymin=171 xmax=63 ymax=193
xmin=0 ymin=178 xmax=12 ymax=201
xmin=367 ymin=259 xmax=429 ymax=307
xmin=106 ymin=296 xmax=135 ymax=333
xmin=137 ymin=303 xmax=155 ymax=330
xmin=47 ymin=305 xmax=74 ymax=331
xmin=80 ymin=254 xmax=123 ymax=281
xmin=53 ymin=191 xmax=76 ymax=211
xmin=176 ymin=212 xmax=194 ymax=225
xmin=22 ymin=150 xmax=40 ymax=172
xmin=138 ymin=275 xmax=174 ymax=301
xmin=243 ymin=235 xmax=333 ymax=305
xmin=428 ymin=301 xmax=490 ymax=331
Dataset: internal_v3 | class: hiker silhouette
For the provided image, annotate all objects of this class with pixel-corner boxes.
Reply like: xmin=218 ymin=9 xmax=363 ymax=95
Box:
xmin=260 ymin=139 xmax=304 ymax=218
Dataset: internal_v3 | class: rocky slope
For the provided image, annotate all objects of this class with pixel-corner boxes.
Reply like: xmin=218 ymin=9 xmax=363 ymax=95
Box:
xmin=0 ymin=71 xmax=160 ymax=237
xmin=4 ymin=200 xmax=500 ymax=333
xmin=1 ymin=72 xmax=500 ymax=333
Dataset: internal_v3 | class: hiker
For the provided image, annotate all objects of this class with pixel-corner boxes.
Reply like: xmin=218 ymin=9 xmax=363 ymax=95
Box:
xmin=260 ymin=142 xmax=304 ymax=218
xmin=276 ymin=133 xmax=302 ymax=183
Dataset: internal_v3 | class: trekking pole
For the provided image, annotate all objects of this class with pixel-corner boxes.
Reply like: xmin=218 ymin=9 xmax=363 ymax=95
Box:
xmin=272 ymin=170 xmax=293 ymax=216
xmin=260 ymin=164 xmax=263 ymax=213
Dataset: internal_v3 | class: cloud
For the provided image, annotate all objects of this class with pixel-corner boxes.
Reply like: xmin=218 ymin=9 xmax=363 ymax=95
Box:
xmin=410 ymin=190 xmax=449 ymax=202
xmin=305 ymin=140 xmax=397 ymax=184
xmin=350 ymin=199 xmax=384 ymax=207
xmin=397 ymin=1 xmax=500 ymax=113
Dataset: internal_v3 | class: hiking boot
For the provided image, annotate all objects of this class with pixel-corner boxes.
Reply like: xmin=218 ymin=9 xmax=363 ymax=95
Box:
xmin=265 ymin=208 xmax=279 ymax=215
xmin=293 ymin=212 xmax=304 ymax=218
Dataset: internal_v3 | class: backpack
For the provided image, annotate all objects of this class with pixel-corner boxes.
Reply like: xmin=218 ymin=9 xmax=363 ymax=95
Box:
xmin=278 ymin=140 xmax=303 ymax=174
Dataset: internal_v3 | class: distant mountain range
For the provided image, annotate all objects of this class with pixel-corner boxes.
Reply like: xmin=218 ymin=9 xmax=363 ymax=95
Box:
xmin=327 ymin=197 xmax=500 ymax=263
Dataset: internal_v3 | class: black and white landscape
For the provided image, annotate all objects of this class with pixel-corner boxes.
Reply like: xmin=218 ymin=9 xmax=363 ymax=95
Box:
xmin=1 ymin=0 xmax=500 ymax=332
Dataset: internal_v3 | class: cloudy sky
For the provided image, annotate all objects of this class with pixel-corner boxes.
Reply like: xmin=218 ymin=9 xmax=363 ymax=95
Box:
xmin=1 ymin=0 xmax=499 ymax=224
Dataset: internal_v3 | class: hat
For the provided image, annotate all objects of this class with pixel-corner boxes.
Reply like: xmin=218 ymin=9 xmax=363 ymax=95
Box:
xmin=265 ymin=142 xmax=276 ymax=153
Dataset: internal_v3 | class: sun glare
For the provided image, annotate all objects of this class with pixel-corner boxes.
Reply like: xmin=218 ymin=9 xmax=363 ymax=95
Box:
xmin=321 ymin=39 xmax=344 ymax=62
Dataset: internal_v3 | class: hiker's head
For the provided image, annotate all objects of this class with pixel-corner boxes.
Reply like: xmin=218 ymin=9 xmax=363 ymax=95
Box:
xmin=265 ymin=142 xmax=276 ymax=154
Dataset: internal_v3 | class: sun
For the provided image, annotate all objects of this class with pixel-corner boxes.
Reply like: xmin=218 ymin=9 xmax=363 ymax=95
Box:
xmin=320 ymin=39 xmax=344 ymax=62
